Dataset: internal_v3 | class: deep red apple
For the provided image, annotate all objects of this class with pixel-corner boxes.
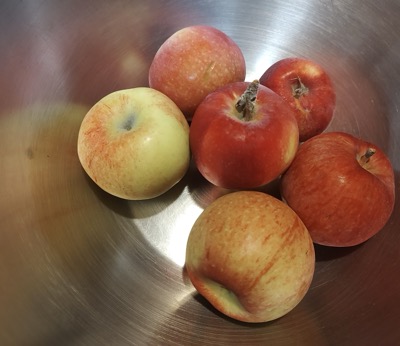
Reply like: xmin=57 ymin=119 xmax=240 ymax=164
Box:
xmin=259 ymin=57 xmax=336 ymax=142
xmin=148 ymin=25 xmax=246 ymax=120
xmin=280 ymin=131 xmax=395 ymax=247
xmin=190 ymin=80 xmax=299 ymax=190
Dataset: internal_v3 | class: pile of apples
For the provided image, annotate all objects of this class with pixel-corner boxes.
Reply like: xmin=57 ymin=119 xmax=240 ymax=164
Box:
xmin=77 ymin=26 xmax=395 ymax=323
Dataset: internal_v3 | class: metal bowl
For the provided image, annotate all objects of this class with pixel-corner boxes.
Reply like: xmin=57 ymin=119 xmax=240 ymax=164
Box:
xmin=1 ymin=0 xmax=399 ymax=344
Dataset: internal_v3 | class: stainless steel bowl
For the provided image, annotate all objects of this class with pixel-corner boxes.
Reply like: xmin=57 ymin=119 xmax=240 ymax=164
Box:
xmin=1 ymin=0 xmax=399 ymax=345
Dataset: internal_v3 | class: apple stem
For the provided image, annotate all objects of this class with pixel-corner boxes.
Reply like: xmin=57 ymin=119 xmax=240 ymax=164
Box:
xmin=235 ymin=80 xmax=259 ymax=121
xmin=360 ymin=148 xmax=376 ymax=165
xmin=292 ymin=76 xmax=309 ymax=98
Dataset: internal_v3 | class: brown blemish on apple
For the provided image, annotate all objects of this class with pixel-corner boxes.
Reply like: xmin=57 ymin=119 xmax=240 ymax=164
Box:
xmin=203 ymin=60 xmax=217 ymax=81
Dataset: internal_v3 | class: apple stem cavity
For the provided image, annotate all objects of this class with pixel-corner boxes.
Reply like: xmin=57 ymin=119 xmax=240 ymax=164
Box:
xmin=360 ymin=147 xmax=376 ymax=165
xmin=121 ymin=115 xmax=135 ymax=132
xmin=235 ymin=80 xmax=259 ymax=121
xmin=292 ymin=76 xmax=309 ymax=99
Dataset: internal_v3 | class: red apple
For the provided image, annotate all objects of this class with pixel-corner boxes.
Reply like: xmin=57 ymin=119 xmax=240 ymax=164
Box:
xmin=148 ymin=25 xmax=246 ymax=120
xmin=189 ymin=80 xmax=299 ymax=189
xmin=281 ymin=132 xmax=395 ymax=247
xmin=259 ymin=57 xmax=336 ymax=142
xmin=185 ymin=190 xmax=315 ymax=323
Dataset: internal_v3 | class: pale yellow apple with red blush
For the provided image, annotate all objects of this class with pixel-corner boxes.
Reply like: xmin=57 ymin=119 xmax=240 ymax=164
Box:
xmin=185 ymin=191 xmax=315 ymax=323
xmin=77 ymin=87 xmax=190 ymax=200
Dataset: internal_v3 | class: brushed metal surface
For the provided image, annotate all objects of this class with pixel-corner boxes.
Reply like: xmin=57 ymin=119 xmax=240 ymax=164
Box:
xmin=1 ymin=0 xmax=399 ymax=345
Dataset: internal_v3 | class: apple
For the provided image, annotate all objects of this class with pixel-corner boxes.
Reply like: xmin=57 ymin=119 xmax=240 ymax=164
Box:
xmin=148 ymin=25 xmax=246 ymax=120
xmin=259 ymin=57 xmax=336 ymax=142
xmin=185 ymin=190 xmax=315 ymax=323
xmin=77 ymin=87 xmax=190 ymax=200
xmin=189 ymin=80 xmax=299 ymax=189
xmin=280 ymin=131 xmax=395 ymax=247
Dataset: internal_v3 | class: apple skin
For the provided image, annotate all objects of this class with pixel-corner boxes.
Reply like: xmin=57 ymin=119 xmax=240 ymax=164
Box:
xmin=189 ymin=81 xmax=299 ymax=190
xmin=185 ymin=191 xmax=315 ymax=323
xmin=148 ymin=25 xmax=246 ymax=120
xmin=281 ymin=132 xmax=395 ymax=247
xmin=77 ymin=87 xmax=190 ymax=200
xmin=259 ymin=57 xmax=336 ymax=142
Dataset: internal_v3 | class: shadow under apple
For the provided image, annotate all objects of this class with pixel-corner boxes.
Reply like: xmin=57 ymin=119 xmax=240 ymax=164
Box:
xmin=149 ymin=266 xmax=328 ymax=346
xmin=186 ymin=158 xmax=283 ymax=210
xmin=314 ymin=243 xmax=364 ymax=262
xmin=83 ymin=165 xmax=189 ymax=220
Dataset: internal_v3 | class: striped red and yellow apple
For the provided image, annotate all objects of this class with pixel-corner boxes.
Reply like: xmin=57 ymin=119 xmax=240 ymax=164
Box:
xmin=185 ymin=191 xmax=315 ymax=323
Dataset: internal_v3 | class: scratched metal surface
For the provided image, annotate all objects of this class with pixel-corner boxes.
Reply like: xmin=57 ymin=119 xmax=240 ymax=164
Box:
xmin=0 ymin=0 xmax=399 ymax=345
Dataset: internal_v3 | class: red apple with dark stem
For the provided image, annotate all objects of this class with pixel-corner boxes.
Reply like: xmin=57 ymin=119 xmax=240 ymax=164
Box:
xmin=280 ymin=131 xmax=395 ymax=247
xmin=260 ymin=57 xmax=336 ymax=142
xmin=148 ymin=25 xmax=246 ymax=120
xmin=189 ymin=80 xmax=299 ymax=190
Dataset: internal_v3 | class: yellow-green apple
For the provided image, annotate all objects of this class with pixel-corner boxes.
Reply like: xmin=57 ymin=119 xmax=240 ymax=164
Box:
xmin=148 ymin=25 xmax=246 ymax=120
xmin=260 ymin=57 xmax=336 ymax=142
xmin=77 ymin=87 xmax=190 ymax=200
xmin=189 ymin=80 xmax=299 ymax=189
xmin=281 ymin=132 xmax=395 ymax=247
xmin=185 ymin=191 xmax=315 ymax=323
